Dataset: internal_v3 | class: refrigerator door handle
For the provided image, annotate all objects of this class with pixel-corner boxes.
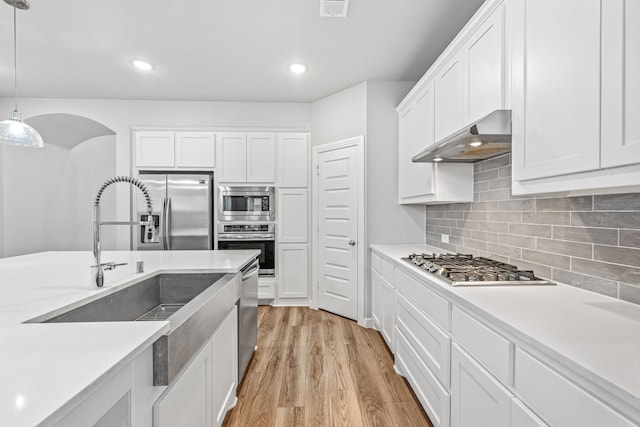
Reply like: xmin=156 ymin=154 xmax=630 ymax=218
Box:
xmin=160 ymin=197 xmax=167 ymax=250
xmin=165 ymin=197 xmax=172 ymax=250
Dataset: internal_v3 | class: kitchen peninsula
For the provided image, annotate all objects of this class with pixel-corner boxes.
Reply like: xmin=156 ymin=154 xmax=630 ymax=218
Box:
xmin=0 ymin=249 xmax=259 ymax=427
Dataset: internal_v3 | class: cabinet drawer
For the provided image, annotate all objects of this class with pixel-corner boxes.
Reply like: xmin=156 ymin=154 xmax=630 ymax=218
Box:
xmin=395 ymin=268 xmax=450 ymax=330
xmin=451 ymin=307 xmax=513 ymax=385
xmin=515 ymin=349 xmax=636 ymax=427
xmin=258 ymin=278 xmax=275 ymax=299
xmin=395 ymin=326 xmax=450 ymax=427
xmin=371 ymin=252 xmax=382 ymax=275
xmin=396 ymin=292 xmax=451 ymax=387
xmin=380 ymin=257 xmax=394 ymax=285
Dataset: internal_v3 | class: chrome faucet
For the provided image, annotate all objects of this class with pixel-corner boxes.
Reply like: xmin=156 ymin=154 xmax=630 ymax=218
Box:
xmin=91 ymin=176 xmax=153 ymax=288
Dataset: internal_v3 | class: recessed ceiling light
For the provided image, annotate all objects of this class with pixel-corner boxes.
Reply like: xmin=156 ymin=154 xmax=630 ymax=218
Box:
xmin=288 ymin=63 xmax=308 ymax=74
xmin=433 ymin=157 xmax=444 ymax=162
xmin=131 ymin=60 xmax=154 ymax=71
xmin=468 ymin=141 xmax=483 ymax=147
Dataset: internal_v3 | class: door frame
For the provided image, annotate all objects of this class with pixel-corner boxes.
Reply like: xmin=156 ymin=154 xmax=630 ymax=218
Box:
xmin=311 ymin=135 xmax=366 ymax=325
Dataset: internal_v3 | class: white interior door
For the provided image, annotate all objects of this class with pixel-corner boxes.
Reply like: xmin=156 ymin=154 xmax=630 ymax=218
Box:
xmin=317 ymin=144 xmax=359 ymax=320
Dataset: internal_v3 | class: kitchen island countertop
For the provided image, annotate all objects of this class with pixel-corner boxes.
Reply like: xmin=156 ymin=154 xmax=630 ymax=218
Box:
xmin=0 ymin=249 xmax=259 ymax=426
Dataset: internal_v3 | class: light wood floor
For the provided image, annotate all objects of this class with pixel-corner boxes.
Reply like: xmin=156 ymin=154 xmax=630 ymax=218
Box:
xmin=222 ymin=306 xmax=434 ymax=427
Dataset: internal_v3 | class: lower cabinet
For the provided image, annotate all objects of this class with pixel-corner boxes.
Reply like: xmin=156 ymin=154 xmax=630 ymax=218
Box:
xmin=510 ymin=398 xmax=547 ymax=427
xmin=371 ymin=270 xmax=383 ymax=330
xmin=371 ymin=267 xmax=395 ymax=349
xmin=277 ymin=243 xmax=309 ymax=300
xmin=154 ymin=307 xmax=238 ymax=427
xmin=450 ymin=344 xmax=512 ymax=427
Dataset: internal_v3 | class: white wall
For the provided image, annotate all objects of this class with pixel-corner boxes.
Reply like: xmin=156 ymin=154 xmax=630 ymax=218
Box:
xmin=1 ymin=142 xmax=75 ymax=256
xmin=310 ymin=83 xmax=367 ymax=146
xmin=0 ymin=97 xmax=312 ymax=251
xmin=366 ymin=81 xmax=424 ymax=245
xmin=71 ymin=135 xmax=117 ymax=251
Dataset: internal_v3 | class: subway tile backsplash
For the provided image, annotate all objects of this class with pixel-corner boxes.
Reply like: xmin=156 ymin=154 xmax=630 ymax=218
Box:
xmin=425 ymin=154 xmax=640 ymax=305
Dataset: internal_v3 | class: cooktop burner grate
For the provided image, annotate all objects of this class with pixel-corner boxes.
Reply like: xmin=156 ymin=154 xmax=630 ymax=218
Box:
xmin=403 ymin=253 xmax=554 ymax=286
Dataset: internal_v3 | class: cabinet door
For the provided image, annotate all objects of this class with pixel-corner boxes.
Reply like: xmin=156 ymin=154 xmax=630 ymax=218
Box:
xmin=371 ymin=270 xmax=383 ymax=331
xmin=217 ymin=133 xmax=247 ymax=183
xmin=381 ymin=277 xmax=394 ymax=349
xmin=175 ymin=132 xmax=215 ymax=168
xmin=601 ymin=0 xmax=640 ymax=168
xmin=278 ymin=243 xmax=309 ymax=299
xmin=451 ymin=344 xmax=511 ymax=427
xmin=398 ymin=103 xmax=417 ymax=201
xmin=136 ymin=132 xmax=175 ymax=168
xmin=277 ymin=189 xmax=308 ymax=243
xmin=247 ymin=133 xmax=276 ymax=183
xmin=154 ymin=341 xmax=211 ymax=427
xmin=277 ymin=133 xmax=309 ymax=187
xmin=414 ymin=83 xmax=436 ymax=196
xmin=435 ymin=50 xmax=465 ymax=140
xmin=512 ymin=0 xmax=601 ymax=180
xmin=211 ymin=307 xmax=238 ymax=427
xmin=464 ymin=1 xmax=506 ymax=123
xmin=511 ymin=399 xmax=547 ymax=427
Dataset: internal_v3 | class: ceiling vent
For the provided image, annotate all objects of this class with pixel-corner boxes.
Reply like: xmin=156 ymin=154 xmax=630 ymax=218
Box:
xmin=320 ymin=0 xmax=350 ymax=17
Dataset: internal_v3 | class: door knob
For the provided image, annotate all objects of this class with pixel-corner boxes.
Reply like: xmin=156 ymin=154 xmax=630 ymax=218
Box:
xmin=348 ymin=239 xmax=356 ymax=246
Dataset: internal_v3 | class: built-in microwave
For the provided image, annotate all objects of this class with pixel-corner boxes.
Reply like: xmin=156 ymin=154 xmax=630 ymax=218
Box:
xmin=218 ymin=186 xmax=275 ymax=221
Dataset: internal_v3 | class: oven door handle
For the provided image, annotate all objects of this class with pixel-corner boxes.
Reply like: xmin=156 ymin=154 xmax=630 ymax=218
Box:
xmin=218 ymin=234 xmax=275 ymax=241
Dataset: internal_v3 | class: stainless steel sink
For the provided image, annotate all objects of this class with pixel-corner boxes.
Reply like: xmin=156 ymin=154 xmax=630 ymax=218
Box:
xmin=27 ymin=272 xmax=240 ymax=386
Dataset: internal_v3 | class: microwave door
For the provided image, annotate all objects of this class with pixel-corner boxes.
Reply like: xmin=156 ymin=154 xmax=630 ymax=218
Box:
xmin=167 ymin=174 xmax=212 ymax=250
xmin=136 ymin=174 xmax=167 ymax=250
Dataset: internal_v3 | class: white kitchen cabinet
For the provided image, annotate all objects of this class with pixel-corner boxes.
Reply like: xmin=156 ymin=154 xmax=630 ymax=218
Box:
xmin=136 ymin=132 xmax=176 ymax=168
xmin=210 ymin=307 xmax=238 ymax=427
xmin=397 ymin=89 xmax=474 ymax=204
xmin=371 ymin=270 xmax=383 ymax=331
xmin=435 ymin=51 xmax=465 ymax=141
xmin=510 ymin=399 xmax=547 ymax=427
xmin=175 ymin=132 xmax=216 ymax=168
xmin=258 ymin=277 xmax=275 ymax=299
xmin=450 ymin=344 xmax=511 ymax=427
xmin=154 ymin=340 xmax=211 ymax=427
xmin=277 ymin=243 xmax=309 ymax=299
xmin=511 ymin=0 xmax=640 ymax=194
xmin=136 ymin=131 xmax=215 ymax=169
xmin=277 ymin=133 xmax=309 ymax=187
xmin=381 ymin=273 xmax=395 ymax=348
xmin=511 ymin=0 xmax=601 ymax=181
xmin=277 ymin=188 xmax=308 ymax=243
xmin=247 ymin=133 xmax=276 ymax=182
xmin=217 ymin=132 xmax=276 ymax=183
xmin=514 ymin=348 xmax=636 ymax=427
xmin=463 ymin=1 xmax=507 ymax=124
xmin=601 ymin=0 xmax=640 ymax=168
xmin=154 ymin=307 xmax=238 ymax=427
xmin=217 ymin=133 xmax=247 ymax=183
xmin=398 ymin=83 xmax=435 ymax=202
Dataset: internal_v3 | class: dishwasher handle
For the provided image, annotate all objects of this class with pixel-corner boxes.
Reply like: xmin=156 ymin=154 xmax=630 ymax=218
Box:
xmin=241 ymin=258 xmax=260 ymax=281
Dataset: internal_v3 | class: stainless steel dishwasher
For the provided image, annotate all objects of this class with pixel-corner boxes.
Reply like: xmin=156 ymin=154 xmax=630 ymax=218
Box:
xmin=238 ymin=257 xmax=259 ymax=381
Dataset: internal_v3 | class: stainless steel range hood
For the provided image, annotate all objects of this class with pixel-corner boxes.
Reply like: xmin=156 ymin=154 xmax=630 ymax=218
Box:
xmin=412 ymin=110 xmax=511 ymax=163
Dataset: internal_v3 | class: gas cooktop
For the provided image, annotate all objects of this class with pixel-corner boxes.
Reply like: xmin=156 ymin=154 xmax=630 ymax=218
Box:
xmin=403 ymin=253 xmax=555 ymax=287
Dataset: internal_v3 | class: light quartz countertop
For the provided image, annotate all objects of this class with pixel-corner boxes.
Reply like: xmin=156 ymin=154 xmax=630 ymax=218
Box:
xmin=371 ymin=244 xmax=640 ymax=416
xmin=0 ymin=249 xmax=259 ymax=427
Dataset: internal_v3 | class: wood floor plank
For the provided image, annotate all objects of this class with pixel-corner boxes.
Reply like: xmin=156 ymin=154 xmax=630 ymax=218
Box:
xmin=329 ymin=389 xmax=365 ymax=427
xmin=275 ymin=407 xmax=305 ymax=427
xmin=223 ymin=307 xmax=434 ymax=427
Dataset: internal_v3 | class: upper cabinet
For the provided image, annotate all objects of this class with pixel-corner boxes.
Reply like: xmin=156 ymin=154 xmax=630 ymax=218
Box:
xmin=136 ymin=131 xmax=216 ymax=169
xmin=217 ymin=132 xmax=276 ymax=184
xmin=277 ymin=133 xmax=309 ymax=187
xmin=511 ymin=0 xmax=640 ymax=194
xmin=397 ymin=0 xmax=507 ymax=204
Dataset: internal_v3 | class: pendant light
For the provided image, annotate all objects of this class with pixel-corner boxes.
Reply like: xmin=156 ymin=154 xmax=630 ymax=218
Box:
xmin=0 ymin=0 xmax=43 ymax=148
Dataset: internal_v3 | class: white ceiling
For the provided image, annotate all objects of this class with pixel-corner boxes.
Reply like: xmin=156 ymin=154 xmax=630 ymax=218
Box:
xmin=0 ymin=0 xmax=485 ymax=103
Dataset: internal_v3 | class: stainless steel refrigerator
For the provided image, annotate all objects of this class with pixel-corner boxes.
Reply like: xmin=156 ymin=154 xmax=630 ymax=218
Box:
xmin=136 ymin=173 xmax=213 ymax=250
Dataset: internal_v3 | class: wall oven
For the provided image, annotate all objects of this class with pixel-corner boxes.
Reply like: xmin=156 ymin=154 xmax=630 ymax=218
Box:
xmin=218 ymin=186 xmax=275 ymax=222
xmin=217 ymin=223 xmax=275 ymax=277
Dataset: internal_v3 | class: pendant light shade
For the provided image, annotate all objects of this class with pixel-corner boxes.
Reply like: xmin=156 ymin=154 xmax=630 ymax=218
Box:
xmin=0 ymin=2 xmax=43 ymax=148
